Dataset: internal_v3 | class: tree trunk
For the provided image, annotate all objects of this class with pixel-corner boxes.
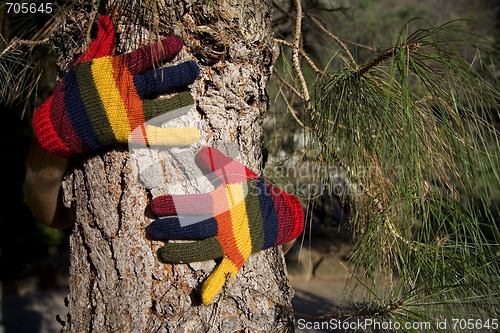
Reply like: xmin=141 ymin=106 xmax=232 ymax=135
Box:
xmin=57 ymin=0 xmax=295 ymax=331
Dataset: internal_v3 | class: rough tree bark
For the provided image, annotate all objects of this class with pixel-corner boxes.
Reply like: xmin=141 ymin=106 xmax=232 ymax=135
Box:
xmin=56 ymin=0 xmax=295 ymax=331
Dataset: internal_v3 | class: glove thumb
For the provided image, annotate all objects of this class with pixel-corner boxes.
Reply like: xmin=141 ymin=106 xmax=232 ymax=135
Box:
xmin=201 ymin=256 xmax=240 ymax=304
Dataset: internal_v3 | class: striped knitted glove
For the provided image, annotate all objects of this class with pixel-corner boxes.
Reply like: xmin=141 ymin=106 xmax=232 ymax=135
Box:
xmin=32 ymin=16 xmax=200 ymax=158
xmin=147 ymin=147 xmax=304 ymax=304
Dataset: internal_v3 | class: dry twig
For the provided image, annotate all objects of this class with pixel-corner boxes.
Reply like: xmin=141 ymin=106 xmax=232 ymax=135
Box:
xmin=274 ymin=38 xmax=324 ymax=76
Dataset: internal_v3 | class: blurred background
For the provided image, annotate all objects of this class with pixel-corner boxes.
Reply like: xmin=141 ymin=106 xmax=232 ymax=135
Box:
xmin=1 ymin=0 xmax=499 ymax=332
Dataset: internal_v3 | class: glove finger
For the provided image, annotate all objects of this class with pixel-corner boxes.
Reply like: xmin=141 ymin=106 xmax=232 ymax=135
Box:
xmin=76 ymin=16 xmax=116 ymax=63
xmin=140 ymin=125 xmax=200 ymax=146
xmin=133 ymin=61 xmax=199 ymax=99
xmin=142 ymin=91 xmax=194 ymax=122
xmin=201 ymin=257 xmax=240 ymax=304
xmin=151 ymin=192 xmax=214 ymax=216
xmin=267 ymin=182 xmax=304 ymax=246
xmin=123 ymin=36 xmax=184 ymax=75
xmin=196 ymin=147 xmax=258 ymax=184
xmin=278 ymin=188 xmax=304 ymax=243
xmin=146 ymin=216 xmax=218 ymax=240
xmin=156 ymin=237 xmax=223 ymax=263
xmin=245 ymin=179 xmax=266 ymax=253
xmin=254 ymin=178 xmax=280 ymax=250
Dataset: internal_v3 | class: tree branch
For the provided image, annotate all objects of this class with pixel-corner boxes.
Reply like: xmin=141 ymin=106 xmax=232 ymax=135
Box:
xmin=292 ymin=0 xmax=311 ymax=104
xmin=274 ymin=70 xmax=311 ymax=130
xmin=0 ymin=37 xmax=49 ymax=58
xmin=357 ymin=42 xmax=420 ymax=77
xmin=306 ymin=13 xmax=356 ymax=67
xmin=274 ymin=38 xmax=324 ymax=76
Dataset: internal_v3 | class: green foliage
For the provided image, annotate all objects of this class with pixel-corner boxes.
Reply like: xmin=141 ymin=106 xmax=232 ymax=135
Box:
xmin=338 ymin=21 xmax=499 ymax=322
xmin=270 ymin=1 xmax=500 ymax=329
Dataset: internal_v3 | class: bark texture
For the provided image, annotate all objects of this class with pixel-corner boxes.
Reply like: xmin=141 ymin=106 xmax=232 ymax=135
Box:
xmin=57 ymin=0 xmax=295 ymax=331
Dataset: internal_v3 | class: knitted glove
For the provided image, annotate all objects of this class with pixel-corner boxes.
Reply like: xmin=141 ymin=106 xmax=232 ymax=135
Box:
xmin=147 ymin=147 xmax=304 ymax=304
xmin=32 ymin=16 xmax=200 ymax=158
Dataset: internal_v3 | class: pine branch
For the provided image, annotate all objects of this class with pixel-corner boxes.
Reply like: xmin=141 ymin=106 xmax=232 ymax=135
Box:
xmin=356 ymin=42 xmax=420 ymax=77
xmin=273 ymin=67 xmax=311 ymax=130
xmin=306 ymin=12 xmax=356 ymax=67
xmin=274 ymin=38 xmax=324 ymax=76
xmin=0 ymin=37 xmax=49 ymax=58
xmin=271 ymin=2 xmax=500 ymax=326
